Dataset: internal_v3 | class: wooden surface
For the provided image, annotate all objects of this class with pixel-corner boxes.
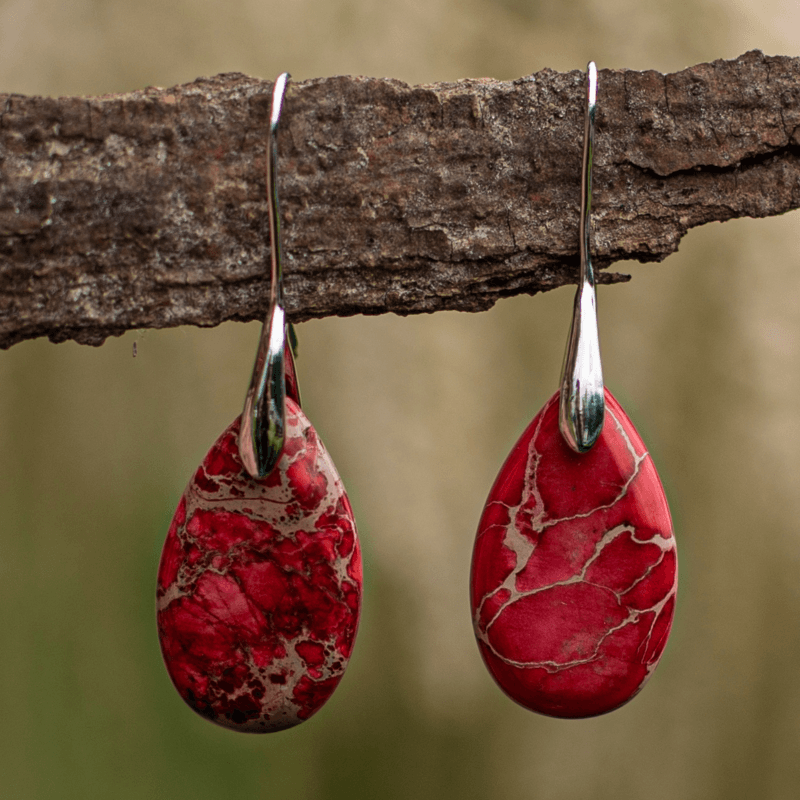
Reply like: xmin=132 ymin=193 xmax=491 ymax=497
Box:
xmin=1 ymin=50 xmax=799 ymax=348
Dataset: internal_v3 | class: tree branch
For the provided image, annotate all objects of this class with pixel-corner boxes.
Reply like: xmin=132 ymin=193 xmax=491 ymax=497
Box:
xmin=1 ymin=50 xmax=799 ymax=349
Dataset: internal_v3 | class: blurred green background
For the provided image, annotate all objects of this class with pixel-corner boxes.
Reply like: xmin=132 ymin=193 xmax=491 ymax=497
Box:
xmin=2 ymin=1 xmax=800 ymax=798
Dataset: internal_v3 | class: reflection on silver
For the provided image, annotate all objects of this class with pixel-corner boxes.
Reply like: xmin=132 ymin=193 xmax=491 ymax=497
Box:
xmin=239 ymin=72 xmax=292 ymax=478
xmin=558 ymin=61 xmax=605 ymax=453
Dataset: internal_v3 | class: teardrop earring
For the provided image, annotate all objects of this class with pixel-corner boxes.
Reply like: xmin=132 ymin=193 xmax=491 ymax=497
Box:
xmin=470 ymin=63 xmax=677 ymax=719
xmin=156 ymin=74 xmax=362 ymax=733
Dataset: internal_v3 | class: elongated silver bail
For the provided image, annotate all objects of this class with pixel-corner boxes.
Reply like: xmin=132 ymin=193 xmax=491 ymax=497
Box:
xmin=558 ymin=61 xmax=605 ymax=453
xmin=239 ymin=72 xmax=292 ymax=478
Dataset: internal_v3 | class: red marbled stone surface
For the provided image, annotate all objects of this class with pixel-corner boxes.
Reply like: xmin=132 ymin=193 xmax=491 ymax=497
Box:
xmin=471 ymin=389 xmax=676 ymax=718
xmin=157 ymin=399 xmax=361 ymax=732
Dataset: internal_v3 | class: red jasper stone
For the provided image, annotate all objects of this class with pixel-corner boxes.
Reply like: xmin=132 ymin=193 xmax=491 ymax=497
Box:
xmin=471 ymin=389 xmax=676 ymax=718
xmin=157 ymin=398 xmax=361 ymax=732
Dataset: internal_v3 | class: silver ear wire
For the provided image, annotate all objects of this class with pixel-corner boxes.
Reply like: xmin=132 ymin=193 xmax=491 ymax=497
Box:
xmin=239 ymin=72 xmax=292 ymax=478
xmin=558 ymin=61 xmax=605 ymax=453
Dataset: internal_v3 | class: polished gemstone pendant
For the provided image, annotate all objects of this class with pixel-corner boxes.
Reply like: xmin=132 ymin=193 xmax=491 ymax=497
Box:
xmin=470 ymin=390 xmax=676 ymax=718
xmin=157 ymin=398 xmax=362 ymax=732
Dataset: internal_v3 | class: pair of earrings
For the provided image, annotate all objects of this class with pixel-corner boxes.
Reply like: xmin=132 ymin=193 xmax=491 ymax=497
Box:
xmin=156 ymin=65 xmax=676 ymax=731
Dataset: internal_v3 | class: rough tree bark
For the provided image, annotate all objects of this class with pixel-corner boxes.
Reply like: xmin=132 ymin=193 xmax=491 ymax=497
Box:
xmin=1 ymin=50 xmax=799 ymax=349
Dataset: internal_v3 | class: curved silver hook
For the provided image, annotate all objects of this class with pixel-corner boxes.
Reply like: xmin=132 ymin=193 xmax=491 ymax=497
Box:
xmin=239 ymin=72 xmax=292 ymax=478
xmin=558 ymin=61 xmax=605 ymax=453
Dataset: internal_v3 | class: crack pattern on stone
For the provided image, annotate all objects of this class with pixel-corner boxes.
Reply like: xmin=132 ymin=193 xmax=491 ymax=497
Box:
xmin=470 ymin=390 xmax=676 ymax=718
xmin=156 ymin=400 xmax=361 ymax=732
